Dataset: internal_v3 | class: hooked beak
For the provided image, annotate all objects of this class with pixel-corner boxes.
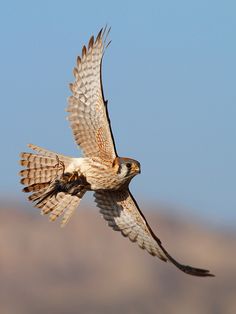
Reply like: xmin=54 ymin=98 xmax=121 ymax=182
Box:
xmin=134 ymin=162 xmax=141 ymax=174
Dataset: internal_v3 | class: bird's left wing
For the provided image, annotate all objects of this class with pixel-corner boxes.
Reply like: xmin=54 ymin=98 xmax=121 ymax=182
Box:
xmin=67 ymin=27 xmax=117 ymax=163
xmin=95 ymin=189 xmax=214 ymax=277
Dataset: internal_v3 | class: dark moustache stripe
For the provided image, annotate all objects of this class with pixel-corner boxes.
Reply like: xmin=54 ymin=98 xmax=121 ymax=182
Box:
xmin=117 ymin=164 xmax=122 ymax=174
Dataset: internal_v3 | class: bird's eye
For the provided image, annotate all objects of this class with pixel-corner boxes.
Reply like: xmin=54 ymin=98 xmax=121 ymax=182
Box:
xmin=126 ymin=163 xmax=132 ymax=169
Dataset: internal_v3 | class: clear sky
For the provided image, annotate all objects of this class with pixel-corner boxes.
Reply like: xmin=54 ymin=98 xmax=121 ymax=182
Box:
xmin=0 ymin=0 xmax=235 ymax=228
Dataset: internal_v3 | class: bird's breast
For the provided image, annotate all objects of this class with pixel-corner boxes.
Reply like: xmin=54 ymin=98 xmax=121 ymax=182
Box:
xmin=67 ymin=157 xmax=130 ymax=191
xmin=84 ymin=159 xmax=127 ymax=191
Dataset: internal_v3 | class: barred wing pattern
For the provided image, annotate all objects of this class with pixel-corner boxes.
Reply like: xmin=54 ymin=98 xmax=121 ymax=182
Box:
xmin=95 ymin=189 xmax=214 ymax=277
xmin=68 ymin=27 xmax=117 ymax=162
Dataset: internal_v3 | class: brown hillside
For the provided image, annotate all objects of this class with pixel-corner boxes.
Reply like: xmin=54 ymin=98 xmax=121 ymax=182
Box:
xmin=0 ymin=203 xmax=235 ymax=314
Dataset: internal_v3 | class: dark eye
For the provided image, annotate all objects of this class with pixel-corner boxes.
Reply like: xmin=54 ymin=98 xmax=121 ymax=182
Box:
xmin=126 ymin=163 xmax=132 ymax=169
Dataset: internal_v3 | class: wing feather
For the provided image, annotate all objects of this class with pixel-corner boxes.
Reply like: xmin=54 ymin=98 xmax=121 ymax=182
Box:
xmin=67 ymin=27 xmax=117 ymax=162
xmin=95 ymin=189 xmax=214 ymax=277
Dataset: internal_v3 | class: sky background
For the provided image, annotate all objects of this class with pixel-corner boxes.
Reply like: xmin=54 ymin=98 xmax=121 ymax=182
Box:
xmin=0 ymin=0 xmax=235 ymax=228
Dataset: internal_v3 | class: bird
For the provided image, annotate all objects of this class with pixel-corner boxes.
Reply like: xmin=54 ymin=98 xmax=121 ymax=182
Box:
xmin=19 ymin=27 xmax=214 ymax=277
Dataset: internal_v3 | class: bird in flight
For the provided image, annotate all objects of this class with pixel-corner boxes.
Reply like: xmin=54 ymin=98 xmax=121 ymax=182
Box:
xmin=19 ymin=27 xmax=214 ymax=277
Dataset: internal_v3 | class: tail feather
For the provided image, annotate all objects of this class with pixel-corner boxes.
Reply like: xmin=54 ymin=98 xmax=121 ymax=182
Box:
xmin=28 ymin=188 xmax=49 ymax=201
xmin=49 ymin=195 xmax=68 ymax=220
xmin=38 ymin=191 xmax=82 ymax=226
xmin=19 ymin=167 xmax=58 ymax=179
xmin=47 ymin=193 xmax=77 ymax=221
xmin=40 ymin=192 xmax=63 ymax=214
xmin=28 ymin=143 xmax=72 ymax=162
xmin=20 ymin=144 xmax=72 ymax=188
xmin=23 ymin=182 xmax=50 ymax=193
xmin=20 ymin=154 xmax=58 ymax=168
xmin=20 ymin=165 xmax=59 ymax=186
xmin=20 ymin=143 xmax=85 ymax=226
xmin=61 ymin=194 xmax=84 ymax=226
xmin=21 ymin=175 xmax=53 ymax=186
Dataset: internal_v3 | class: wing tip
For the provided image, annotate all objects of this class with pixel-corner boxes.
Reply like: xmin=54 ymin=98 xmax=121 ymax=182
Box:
xmin=158 ymin=240 xmax=215 ymax=277
xmin=82 ymin=45 xmax=87 ymax=58
xmin=76 ymin=55 xmax=81 ymax=67
xmin=96 ymin=28 xmax=103 ymax=43
xmin=88 ymin=35 xmax=94 ymax=50
xmin=181 ymin=265 xmax=215 ymax=277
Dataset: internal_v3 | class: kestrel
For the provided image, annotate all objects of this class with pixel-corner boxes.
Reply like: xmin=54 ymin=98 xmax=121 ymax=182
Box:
xmin=20 ymin=27 xmax=214 ymax=277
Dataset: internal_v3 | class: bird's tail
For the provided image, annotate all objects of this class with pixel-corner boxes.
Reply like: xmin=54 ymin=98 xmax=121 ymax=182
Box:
xmin=19 ymin=144 xmax=83 ymax=226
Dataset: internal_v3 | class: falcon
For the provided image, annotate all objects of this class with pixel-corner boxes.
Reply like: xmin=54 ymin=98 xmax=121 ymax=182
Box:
xmin=19 ymin=27 xmax=214 ymax=277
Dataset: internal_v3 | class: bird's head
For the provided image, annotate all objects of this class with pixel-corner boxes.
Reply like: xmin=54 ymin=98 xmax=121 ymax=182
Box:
xmin=113 ymin=157 xmax=141 ymax=179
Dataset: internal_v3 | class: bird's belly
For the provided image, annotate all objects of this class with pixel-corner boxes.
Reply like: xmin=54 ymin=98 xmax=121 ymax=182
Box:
xmin=87 ymin=173 xmax=126 ymax=191
xmin=79 ymin=158 xmax=128 ymax=191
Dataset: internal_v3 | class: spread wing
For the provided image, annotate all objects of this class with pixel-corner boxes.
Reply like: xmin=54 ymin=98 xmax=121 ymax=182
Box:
xmin=67 ymin=27 xmax=117 ymax=163
xmin=95 ymin=189 xmax=214 ymax=277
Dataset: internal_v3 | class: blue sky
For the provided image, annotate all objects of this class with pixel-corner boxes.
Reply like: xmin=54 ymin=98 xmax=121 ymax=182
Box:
xmin=0 ymin=0 xmax=235 ymax=227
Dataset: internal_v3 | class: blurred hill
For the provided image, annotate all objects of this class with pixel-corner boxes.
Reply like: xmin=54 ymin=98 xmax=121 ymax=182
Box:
xmin=0 ymin=201 xmax=235 ymax=314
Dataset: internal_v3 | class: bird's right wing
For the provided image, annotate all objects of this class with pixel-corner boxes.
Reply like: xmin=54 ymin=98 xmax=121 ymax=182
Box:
xmin=67 ymin=27 xmax=117 ymax=163
xmin=95 ymin=189 xmax=214 ymax=277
